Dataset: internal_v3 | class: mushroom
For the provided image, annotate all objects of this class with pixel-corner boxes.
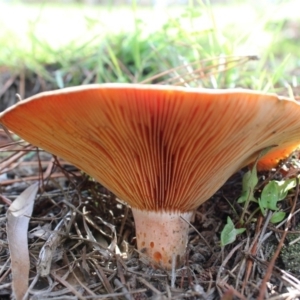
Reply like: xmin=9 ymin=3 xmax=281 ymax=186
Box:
xmin=1 ymin=84 xmax=300 ymax=269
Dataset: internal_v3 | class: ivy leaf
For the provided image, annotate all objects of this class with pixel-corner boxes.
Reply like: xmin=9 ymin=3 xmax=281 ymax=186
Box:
xmin=221 ymin=217 xmax=246 ymax=247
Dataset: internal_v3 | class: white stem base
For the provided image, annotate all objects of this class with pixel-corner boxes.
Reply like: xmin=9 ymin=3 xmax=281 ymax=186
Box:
xmin=132 ymin=208 xmax=193 ymax=269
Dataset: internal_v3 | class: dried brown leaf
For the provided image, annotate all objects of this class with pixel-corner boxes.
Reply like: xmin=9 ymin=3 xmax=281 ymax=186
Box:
xmin=7 ymin=182 xmax=38 ymax=300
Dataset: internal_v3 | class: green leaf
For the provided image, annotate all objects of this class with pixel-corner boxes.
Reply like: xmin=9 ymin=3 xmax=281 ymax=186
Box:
xmin=270 ymin=211 xmax=286 ymax=223
xmin=237 ymin=169 xmax=258 ymax=203
xmin=258 ymin=178 xmax=296 ymax=216
xmin=276 ymin=178 xmax=296 ymax=200
xmin=258 ymin=198 xmax=267 ymax=216
xmin=260 ymin=181 xmax=279 ymax=211
xmin=221 ymin=217 xmax=246 ymax=247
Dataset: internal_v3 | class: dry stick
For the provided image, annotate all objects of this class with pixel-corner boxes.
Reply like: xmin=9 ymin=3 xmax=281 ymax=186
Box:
xmin=118 ymin=205 xmax=129 ymax=245
xmin=84 ymin=289 xmax=148 ymax=299
xmin=0 ymin=283 xmax=11 ymax=290
xmin=50 ymin=271 xmax=86 ymax=300
xmin=0 ymin=260 xmax=11 ymax=283
xmin=276 ymin=206 xmax=300 ymax=229
xmin=0 ymin=75 xmax=16 ymax=98
xmin=227 ymin=263 xmax=255 ymax=292
xmin=137 ymin=276 xmax=164 ymax=296
xmin=23 ymin=274 xmax=40 ymax=299
xmin=114 ymin=279 xmax=132 ymax=300
xmin=140 ymin=55 xmax=258 ymax=84
xmin=84 ymin=213 xmax=112 ymax=239
xmin=216 ymin=241 xmax=245 ymax=297
xmin=92 ymin=261 xmax=116 ymax=296
xmin=37 ymin=211 xmax=72 ymax=277
xmin=53 ymin=156 xmax=78 ymax=183
xmin=116 ymin=258 xmax=126 ymax=285
xmin=41 ymin=157 xmax=55 ymax=181
xmin=9 ymin=160 xmax=61 ymax=168
xmin=165 ymin=284 xmax=172 ymax=299
xmin=268 ymin=291 xmax=300 ymax=300
xmin=126 ymin=267 xmax=167 ymax=279
xmin=0 ymin=194 xmax=12 ymax=205
xmin=1 ymin=126 xmax=14 ymax=143
xmin=242 ymin=215 xmax=263 ymax=282
xmin=0 ymin=171 xmax=82 ymax=185
xmin=242 ymin=212 xmax=273 ymax=294
xmin=289 ymin=231 xmax=300 ymax=245
xmin=19 ymin=69 xmax=25 ymax=100
xmin=280 ymin=270 xmax=300 ymax=290
xmin=82 ymin=210 xmax=111 ymax=260
xmin=72 ymin=269 xmax=97 ymax=297
xmin=257 ymin=178 xmax=300 ymax=300
xmin=267 ymin=227 xmax=300 ymax=235
xmin=220 ymin=283 xmax=247 ymax=300
xmin=36 ymin=149 xmax=49 ymax=191
xmin=158 ymin=56 xmax=258 ymax=87
xmin=0 ymin=256 xmax=10 ymax=277
xmin=207 ymin=268 xmax=215 ymax=294
xmin=171 ymin=254 xmax=176 ymax=288
xmin=0 ymin=146 xmax=36 ymax=152
xmin=257 ymin=211 xmax=275 ymax=247
xmin=0 ymin=144 xmax=34 ymax=173
xmin=181 ymin=215 xmax=213 ymax=251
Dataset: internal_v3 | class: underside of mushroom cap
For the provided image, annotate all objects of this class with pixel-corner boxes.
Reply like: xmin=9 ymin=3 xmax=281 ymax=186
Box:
xmin=1 ymin=84 xmax=300 ymax=212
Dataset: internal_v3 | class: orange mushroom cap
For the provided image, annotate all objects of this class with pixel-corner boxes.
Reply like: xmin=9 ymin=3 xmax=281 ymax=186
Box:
xmin=257 ymin=144 xmax=300 ymax=170
xmin=1 ymin=84 xmax=300 ymax=268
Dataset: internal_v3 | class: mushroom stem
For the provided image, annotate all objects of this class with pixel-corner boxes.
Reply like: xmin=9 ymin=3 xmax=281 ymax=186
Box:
xmin=132 ymin=208 xmax=193 ymax=269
